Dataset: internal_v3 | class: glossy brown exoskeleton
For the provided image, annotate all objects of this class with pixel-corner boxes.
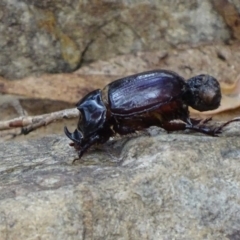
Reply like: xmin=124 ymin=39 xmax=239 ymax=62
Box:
xmin=65 ymin=70 xmax=222 ymax=159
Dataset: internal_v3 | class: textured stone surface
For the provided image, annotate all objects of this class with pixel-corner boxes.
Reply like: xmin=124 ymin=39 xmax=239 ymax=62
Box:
xmin=77 ymin=42 xmax=240 ymax=85
xmin=0 ymin=0 xmax=234 ymax=79
xmin=1 ymin=122 xmax=240 ymax=239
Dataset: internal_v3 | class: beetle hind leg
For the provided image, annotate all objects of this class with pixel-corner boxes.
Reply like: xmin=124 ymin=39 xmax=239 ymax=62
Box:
xmin=208 ymin=117 xmax=240 ymax=134
xmin=184 ymin=124 xmax=222 ymax=136
xmin=161 ymin=121 xmax=221 ymax=136
xmin=189 ymin=117 xmax=212 ymax=126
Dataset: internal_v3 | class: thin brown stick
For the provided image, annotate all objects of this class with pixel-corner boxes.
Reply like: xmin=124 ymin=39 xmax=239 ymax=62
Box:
xmin=0 ymin=108 xmax=79 ymax=134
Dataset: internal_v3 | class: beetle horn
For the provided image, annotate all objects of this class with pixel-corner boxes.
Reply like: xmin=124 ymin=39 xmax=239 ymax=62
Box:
xmin=64 ymin=126 xmax=83 ymax=143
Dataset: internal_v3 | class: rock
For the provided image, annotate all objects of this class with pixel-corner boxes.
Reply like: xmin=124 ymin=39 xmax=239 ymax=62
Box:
xmin=0 ymin=0 xmax=234 ymax=79
xmin=1 ymin=122 xmax=240 ymax=239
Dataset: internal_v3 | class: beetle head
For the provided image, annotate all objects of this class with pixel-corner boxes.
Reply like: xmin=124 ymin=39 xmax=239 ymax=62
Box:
xmin=76 ymin=89 xmax=107 ymax=138
xmin=186 ymin=74 xmax=221 ymax=112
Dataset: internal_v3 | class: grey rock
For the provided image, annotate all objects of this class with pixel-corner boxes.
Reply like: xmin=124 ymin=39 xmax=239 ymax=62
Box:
xmin=0 ymin=0 xmax=232 ymax=79
xmin=1 ymin=122 xmax=240 ymax=239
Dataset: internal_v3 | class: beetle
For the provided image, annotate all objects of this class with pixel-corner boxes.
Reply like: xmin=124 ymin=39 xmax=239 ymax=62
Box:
xmin=64 ymin=69 xmax=222 ymax=159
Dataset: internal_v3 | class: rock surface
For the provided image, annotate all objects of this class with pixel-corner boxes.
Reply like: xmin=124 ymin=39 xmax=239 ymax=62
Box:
xmin=1 ymin=123 xmax=240 ymax=239
xmin=0 ymin=0 xmax=235 ymax=79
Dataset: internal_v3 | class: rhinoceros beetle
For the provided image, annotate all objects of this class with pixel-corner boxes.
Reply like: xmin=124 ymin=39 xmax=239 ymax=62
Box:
xmin=65 ymin=69 xmax=222 ymax=159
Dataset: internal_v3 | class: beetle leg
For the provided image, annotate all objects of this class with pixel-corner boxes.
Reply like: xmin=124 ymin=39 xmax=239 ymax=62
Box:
xmin=73 ymin=127 xmax=114 ymax=162
xmin=161 ymin=121 xmax=221 ymax=136
xmin=113 ymin=123 xmax=136 ymax=135
xmin=189 ymin=117 xmax=212 ymax=126
xmin=209 ymin=117 xmax=240 ymax=134
xmin=184 ymin=124 xmax=222 ymax=136
xmin=74 ymin=134 xmax=101 ymax=162
xmin=161 ymin=122 xmax=187 ymax=132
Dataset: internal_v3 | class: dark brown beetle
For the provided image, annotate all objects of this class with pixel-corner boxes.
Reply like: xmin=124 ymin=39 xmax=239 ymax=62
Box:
xmin=65 ymin=69 xmax=222 ymax=159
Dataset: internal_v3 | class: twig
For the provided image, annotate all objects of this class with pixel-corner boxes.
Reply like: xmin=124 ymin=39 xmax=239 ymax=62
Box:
xmin=0 ymin=108 xmax=79 ymax=134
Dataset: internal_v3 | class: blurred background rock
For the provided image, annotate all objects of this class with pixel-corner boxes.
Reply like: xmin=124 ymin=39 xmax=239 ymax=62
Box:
xmin=0 ymin=0 xmax=238 ymax=79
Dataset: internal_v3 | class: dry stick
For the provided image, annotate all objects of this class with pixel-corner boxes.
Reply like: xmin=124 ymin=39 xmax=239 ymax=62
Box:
xmin=1 ymin=107 xmax=240 ymax=135
xmin=0 ymin=108 xmax=79 ymax=133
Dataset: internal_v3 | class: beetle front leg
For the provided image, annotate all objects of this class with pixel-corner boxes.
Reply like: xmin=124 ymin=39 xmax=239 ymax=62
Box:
xmin=74 ymin=127 xmax=114 ymax=162
xmin=75 ymin=134 xmax=101 ymax=161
